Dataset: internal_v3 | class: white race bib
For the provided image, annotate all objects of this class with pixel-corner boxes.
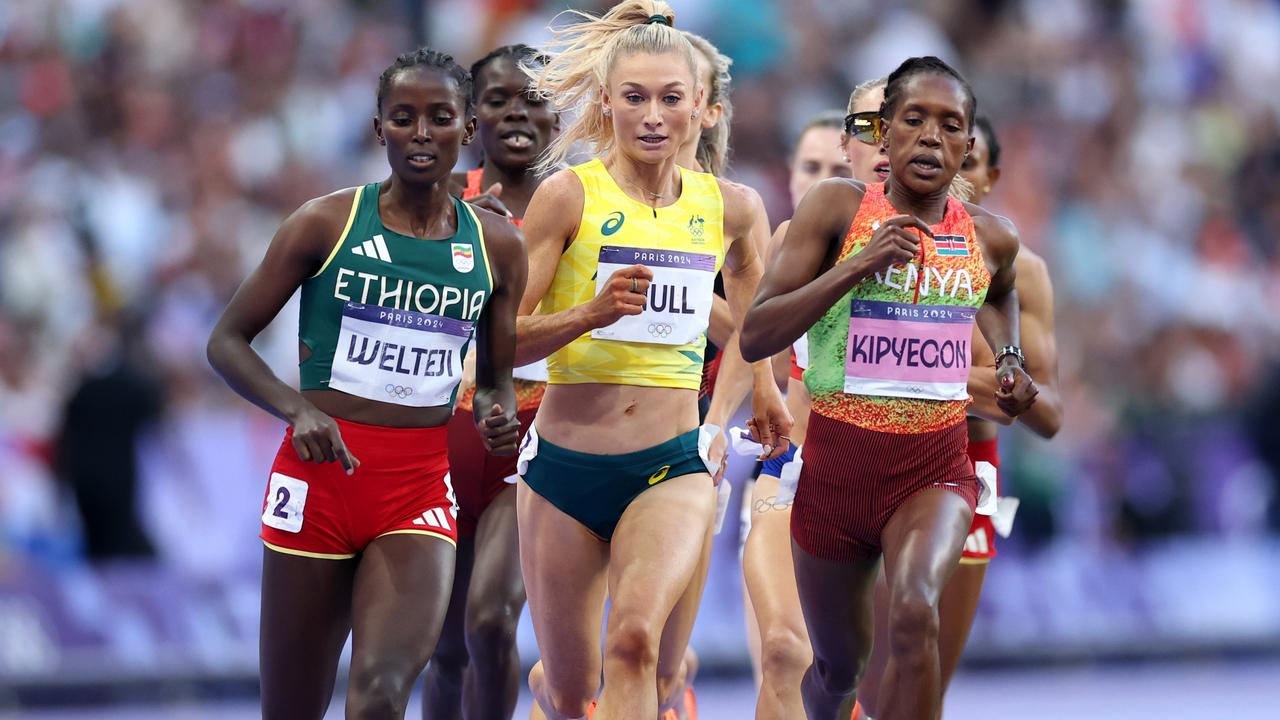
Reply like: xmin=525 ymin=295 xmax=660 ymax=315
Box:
xmin=794 ymin=332 xmax=810 ymax=371
xmin=590 ymin=246 xmax=717 ymax=346
xmin=330 ymin=302 xmax=473 ymax=407
xmin=844 ymin=299 xmax=975 ymax=401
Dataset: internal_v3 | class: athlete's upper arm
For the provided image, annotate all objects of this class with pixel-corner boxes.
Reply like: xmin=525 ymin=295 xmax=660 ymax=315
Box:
xmin=1016 ymin=252 xmax=1059 ymax=391
xmin=473 ymin=212 xmax=526 ymax=377
xmin=519 ymin=169 xmax=582 ymax=315
xmin=217 ymin=189 xmax=355 ymax=342
xmin=974 ymin=211 xmax=1020 ymax=302
xmin=755 ymin=179 xmax=861 ymax=302
xmin=766 ymin=220 xmax=791 ymax=265
xmin=718 ymin=180 xmax=768 ymax=277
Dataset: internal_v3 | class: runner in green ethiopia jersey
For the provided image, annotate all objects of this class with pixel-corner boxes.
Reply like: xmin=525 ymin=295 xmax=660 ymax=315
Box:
xmin=206 ymin=48 xmax=526 ymax=720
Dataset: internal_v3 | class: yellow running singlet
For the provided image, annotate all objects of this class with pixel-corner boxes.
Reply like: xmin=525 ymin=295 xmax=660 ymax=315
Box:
xmin=543 ymin=158 xmax=725 ymax=390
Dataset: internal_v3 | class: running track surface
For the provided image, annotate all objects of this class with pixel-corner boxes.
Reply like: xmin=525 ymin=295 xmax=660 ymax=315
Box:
xmin=3 ymin=661 xmax=1276 ymax=719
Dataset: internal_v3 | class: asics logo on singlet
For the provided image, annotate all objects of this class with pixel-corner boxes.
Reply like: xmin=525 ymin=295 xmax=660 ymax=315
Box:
xmin=351 ymin=234 xmax=393 ymax=263
xmin=648 ymin=322 xmax=674 ymax=338
xmin=601 ymin=211 xmax=625 ymax=236
xmin=648 ymin=465 xmax=671 ymax=485
xmin=385 ymin=384 xmax=414 ymax=399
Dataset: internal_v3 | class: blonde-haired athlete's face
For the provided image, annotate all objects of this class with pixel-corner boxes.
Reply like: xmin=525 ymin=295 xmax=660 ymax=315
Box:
xmin=603 ymin=51 xmax=702 ymax=165
xmin=789 ymin=126 xmax=850 ymax=211
xmin=846 ymin=84 xmax=889 ymax=185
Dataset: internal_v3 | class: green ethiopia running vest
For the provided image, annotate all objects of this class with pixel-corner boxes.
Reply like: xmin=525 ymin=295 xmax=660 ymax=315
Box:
xmin=298 ymin=183 xmax=494 ymax=408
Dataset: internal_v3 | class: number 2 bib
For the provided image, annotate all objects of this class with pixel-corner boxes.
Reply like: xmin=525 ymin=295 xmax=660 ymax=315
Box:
xmin=843 ymin=299 xmax=974 ymax=401
xmin=590 ymin=246 xmax=716 ymax=346
xmin=330 ymin=302 xmax=473 ymax=407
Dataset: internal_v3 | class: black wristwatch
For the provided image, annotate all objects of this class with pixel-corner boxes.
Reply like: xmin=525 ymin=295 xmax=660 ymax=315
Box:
xmin=994 ymin=345 xmax=1025 ymax=369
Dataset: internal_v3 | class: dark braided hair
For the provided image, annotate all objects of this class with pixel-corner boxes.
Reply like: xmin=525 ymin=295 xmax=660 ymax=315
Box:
xmin=974 ymin=115 xmax=1001 ymax=168
xmin=880 ymin=56 xmax=976 ymax=133
xmin=376 ymin=47 xmax=473 ymax=114
xmin=470 ymin=44 xmax=548 ymax=97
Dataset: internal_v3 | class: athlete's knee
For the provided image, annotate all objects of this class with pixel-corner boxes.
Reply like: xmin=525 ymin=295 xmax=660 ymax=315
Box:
xmin=464 ymin=603 xmax=521 ymax=662
xmin=605 ymin=615 xmax=661 ymax=669
xmin=654 ymin=664 xmax=684 ymax=711
xmin=348 ymin=662 xmax=418 ymax=718
xmin=760 ymin=625 xmax=812 ymax=683
xmin=808 ymin=654 xmax=861 ymax=698
xmin=529 ymin=662 xmax=596 ymax=719
xmin=428 ymin=638 xmax=469 ymax=681
xmin=888 ymin=592 xmax=940 ymax=660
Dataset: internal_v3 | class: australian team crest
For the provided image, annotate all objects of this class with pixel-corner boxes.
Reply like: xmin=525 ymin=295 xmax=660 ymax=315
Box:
xmin=451 ymin=242 xmax=474 ymax=272
xmin=688 ymin=214 xmax=706 ymax=244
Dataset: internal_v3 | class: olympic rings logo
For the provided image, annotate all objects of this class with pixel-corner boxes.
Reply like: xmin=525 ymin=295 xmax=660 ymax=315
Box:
xmin=648 ymin=323 xmax=674 ymax=338
xmin=385 ymin=384 xmax=415 ymax=399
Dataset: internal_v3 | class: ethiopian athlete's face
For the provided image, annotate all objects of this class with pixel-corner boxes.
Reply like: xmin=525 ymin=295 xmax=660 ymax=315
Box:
xmin=374 ymin=66 xmax=476 ymax=186
xmin=603 ymin=51 xmax=703 ymax=165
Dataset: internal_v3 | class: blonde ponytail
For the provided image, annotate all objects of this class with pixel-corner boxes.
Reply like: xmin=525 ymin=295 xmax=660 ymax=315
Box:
xmin=525 ymin=0 xmax=696 ymax=172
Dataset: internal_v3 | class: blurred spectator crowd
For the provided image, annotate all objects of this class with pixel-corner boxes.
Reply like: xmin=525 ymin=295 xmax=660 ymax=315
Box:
xmin=2 ymin=0 xmax=1280 ymax=581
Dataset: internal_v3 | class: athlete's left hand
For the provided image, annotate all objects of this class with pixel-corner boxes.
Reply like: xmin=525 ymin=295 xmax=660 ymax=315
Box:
xmin=748 ymin=382 xmax=793 ymax=461
xmin=996 ymin=360 xmax=1038 ymax=417
xmin=478 ymin=403 xmax=521 ymax=456
xmin=466 ymin=182 xmax=514 ymax=219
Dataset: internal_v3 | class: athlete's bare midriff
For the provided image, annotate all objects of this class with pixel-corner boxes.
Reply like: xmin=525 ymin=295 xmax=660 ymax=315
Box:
xmin=303 ymin=388 xmax=454 ymax=428
xmin=535 ymin=382 xmax=701 ymax=454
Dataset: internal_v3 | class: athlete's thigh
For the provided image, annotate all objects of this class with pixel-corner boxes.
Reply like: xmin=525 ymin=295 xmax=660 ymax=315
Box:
xmin=744 ymin=474 xmax=805 ymax=635
xmin=789 ymin=539 xmax=879 ymax=668
xmin=516 ymin=480 xmax=609 ymax=694
xmin=466 ymin=485 xmax=525 ymax=629
xmin=608 ymin=472 xmax=717 ymax=626
xmin=260 ymin=548 xmax=356 ymax=719
xmin=880 ymin=488 xmax=972 ymax=605
xmin=349 ymin=533 xmax=456 ymax=676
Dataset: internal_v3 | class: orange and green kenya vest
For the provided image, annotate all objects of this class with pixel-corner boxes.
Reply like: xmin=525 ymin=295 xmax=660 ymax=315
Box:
xmin=804 ymin=182 xmax=991 ymax=434
xmin=298 ymin=183 xmax=493 ymax=408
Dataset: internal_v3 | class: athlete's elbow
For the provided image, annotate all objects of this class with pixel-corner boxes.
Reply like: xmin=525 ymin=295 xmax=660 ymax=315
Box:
xmin=738 ymin=322 xmax=768 ymax=363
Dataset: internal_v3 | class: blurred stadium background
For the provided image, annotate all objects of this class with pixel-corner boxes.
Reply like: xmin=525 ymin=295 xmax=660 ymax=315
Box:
xmin=2 ymin=0 xmax=1279 ymax=717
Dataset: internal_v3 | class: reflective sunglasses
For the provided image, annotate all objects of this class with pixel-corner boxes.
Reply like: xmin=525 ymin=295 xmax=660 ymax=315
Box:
xmin=844 ymin=110 xmax=882 ymax=145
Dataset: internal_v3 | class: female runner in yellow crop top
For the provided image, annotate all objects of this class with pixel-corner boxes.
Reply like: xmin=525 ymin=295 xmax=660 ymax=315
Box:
xmin=511 ymin=2 xmax=788 ymax=718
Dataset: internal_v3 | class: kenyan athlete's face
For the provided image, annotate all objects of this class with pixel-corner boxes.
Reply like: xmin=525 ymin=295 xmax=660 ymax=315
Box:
xmin=603 ymin=51 xmax=703 ymax=165
xmin=883 ymin=73 xmax=974 ymax=197
xmin=374 ymin=66 xmax=476 ymax=185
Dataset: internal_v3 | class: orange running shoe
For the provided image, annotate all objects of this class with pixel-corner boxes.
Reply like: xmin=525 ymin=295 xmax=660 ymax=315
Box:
xmin=683 ymin=687 xmax=698 ymax=720
xmin=586 ymin=699 xmax=597 ymax=719
xmin=850 ymin=699 xmax=863 ymax=720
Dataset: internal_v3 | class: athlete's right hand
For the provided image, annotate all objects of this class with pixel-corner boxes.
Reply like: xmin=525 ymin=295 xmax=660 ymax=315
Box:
xmin=289 ymin=404 xmax=361 ymax=475
xmin=586 ymin=264 xmax=652 ymax=327
xmin=854 ymin=215 xmax=932 ymax=274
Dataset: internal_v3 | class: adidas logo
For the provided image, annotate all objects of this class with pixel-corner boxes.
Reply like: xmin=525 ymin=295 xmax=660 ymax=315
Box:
xmin=352 ymin=234 xmax=393 ymax=262
xmin=411 ymin=507 xmax=452 ymax=530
